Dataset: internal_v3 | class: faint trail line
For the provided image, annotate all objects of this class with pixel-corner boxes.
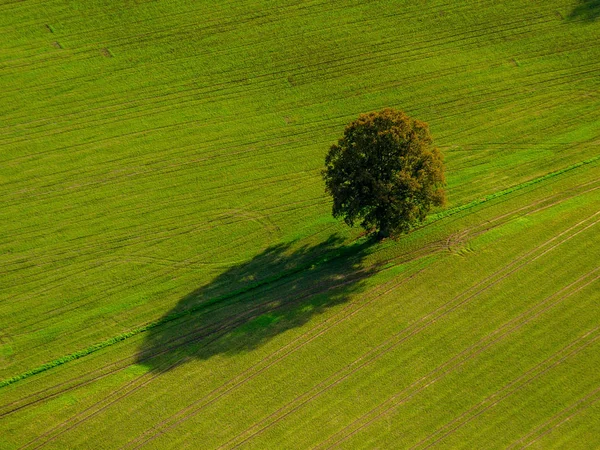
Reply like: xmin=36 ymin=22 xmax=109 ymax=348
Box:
xmin=324 ymin=322 xmax=600 ymax=450
xmin=407 ymin=274 xmax=600 ymax=449
xmin=122 ymin=189 xmax=600 ymax=448
xmin=121 ymin=263 xmax=432 ymax=449
xmin=213 ymin=212 xmax=600 ymax=449
xmin=509 ymin=386 xmax=600 ymax=449
xmin=3 ymin=157 xmax=598 ymax=391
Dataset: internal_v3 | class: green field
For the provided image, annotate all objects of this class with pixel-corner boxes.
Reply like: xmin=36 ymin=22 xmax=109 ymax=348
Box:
xmin=1 ymin=0 xmax=599 ymax=448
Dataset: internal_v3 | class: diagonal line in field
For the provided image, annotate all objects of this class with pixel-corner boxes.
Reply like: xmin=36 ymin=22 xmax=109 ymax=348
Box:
xmin=213 ymin=211 xmax=600 ymax=449
xmin=511 ymin=385 xmax=600 ymax=449
xmin=407 ymin=273 xmax=600 ymax=449
xmin=2 ymin=157 xmax=596 ymax=392
xmin=123 ymin=183 xmax=600 ymax=448
xmin=6 ymin=181 xmax=599 ymax=449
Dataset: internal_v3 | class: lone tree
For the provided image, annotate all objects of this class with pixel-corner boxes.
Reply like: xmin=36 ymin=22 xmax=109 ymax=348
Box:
xmin=323 ymin=108 xmax=446 ymax=238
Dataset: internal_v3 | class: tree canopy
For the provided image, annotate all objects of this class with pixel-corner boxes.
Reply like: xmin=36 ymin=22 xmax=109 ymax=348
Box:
xmin=322 ymin=108 xmax=446 ymax=238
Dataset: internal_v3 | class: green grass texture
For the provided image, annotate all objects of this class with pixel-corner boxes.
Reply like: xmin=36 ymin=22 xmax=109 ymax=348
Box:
xmin=1 ymin=0 xmax=599 ymax=448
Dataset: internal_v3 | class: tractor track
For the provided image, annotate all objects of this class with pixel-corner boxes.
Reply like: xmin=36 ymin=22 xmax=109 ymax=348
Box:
xmin=215 ymin=211 xmax=600 ymax=449
xmin=319 ymin=270 xmax=600 ymax=449
xmin=5 ymin=182 xmax=599 ymax=449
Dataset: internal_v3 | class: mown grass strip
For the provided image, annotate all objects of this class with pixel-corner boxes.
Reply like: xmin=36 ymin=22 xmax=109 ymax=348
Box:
xmin=1 ymin=155 xmax=598 ymax=390
xmin=425 ymin=154 xmax=600 ymax=225
xmin=0 ymin=243 xmax=364 ymax=389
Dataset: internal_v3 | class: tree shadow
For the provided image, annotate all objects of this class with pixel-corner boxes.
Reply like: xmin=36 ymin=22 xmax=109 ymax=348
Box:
xmin=135 ymin=235 xmax=380 ymax=373
xmin=568 ymin=0 xmax=600 ymax=21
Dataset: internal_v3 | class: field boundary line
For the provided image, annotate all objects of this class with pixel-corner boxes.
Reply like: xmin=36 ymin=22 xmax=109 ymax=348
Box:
xmin=214 ymin=213 xmax=600 ymax=449
xmin=508 ymin=385 xmax=600 ymax=449
xmin=121 ymin=181 xmax=600 ymax=448
xmin=325 ymin=318 xmax=600 ymax=450
xmin=2 ymin=155 xmax=599 ymax=390
xmin=423 ymin=154 xmax=600 ymax=226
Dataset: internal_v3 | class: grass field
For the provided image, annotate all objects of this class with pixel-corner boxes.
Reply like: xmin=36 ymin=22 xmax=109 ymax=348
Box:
xmin=1 ymin=0 xmax=599 ymax=448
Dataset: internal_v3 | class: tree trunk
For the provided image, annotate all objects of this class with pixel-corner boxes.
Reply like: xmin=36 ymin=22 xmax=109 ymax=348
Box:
xmin=377 ymin=226 xmax=390 ymax=240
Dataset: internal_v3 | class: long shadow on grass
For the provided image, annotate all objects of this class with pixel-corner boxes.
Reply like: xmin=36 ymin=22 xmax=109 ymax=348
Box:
xmin=569 ymin=0 xmax=600 ymax=21
xmin=136 ymin=235 xmax=380 ymax=372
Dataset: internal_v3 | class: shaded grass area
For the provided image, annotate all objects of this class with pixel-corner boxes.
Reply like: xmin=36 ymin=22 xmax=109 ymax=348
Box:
xmin=136 ymin=235 xmax=380 ymax=372
xmin=2 ymin=168 xmax=597 ymax=449
xmin=569 ymin=0 xmax=600 ymax=21
xmin=1 ymin=0 xmax=600 ymax=448
xmin=2 ymin=0 xmax=600 ymax=379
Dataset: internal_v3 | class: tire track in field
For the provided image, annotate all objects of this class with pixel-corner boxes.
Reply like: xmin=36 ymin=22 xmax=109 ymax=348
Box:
xmin=403 ymin=273 xmax=600 ymax=449
xmin=0 ymin=1 xmax=525 ymax=80
xmin=1 ymin=131 xmax=326 ymax=209
xmin=1 ymin=0 xmax=342 ymax=71
xmin=1 ymin=0 xmax=371 ymax=67
xmin=508 ymin=385 xmax=600 ymax=449
xmin=214 ymin=211 xmax=600 ymax=450
xmin=2 ymin=189 xmax=305 ymax=303
xmin=20 ymin=325 xmax=237 ymax=450
xmin=0 ymin=10 xmax=561 ymax=147
xmin=2 ymin=174 xmax=316 ymax=275
xmin=4 ymin=177 xmax=595 ymax=418
xmin=2 ymin=128 xmax=333 ymax=218
xmin=20 ymin=266 xmax=409 ymax=450
xmin=105 ymin=187 xmax=600 ymax=449
xmin=322 ymin=299 xmax=600 ymax=450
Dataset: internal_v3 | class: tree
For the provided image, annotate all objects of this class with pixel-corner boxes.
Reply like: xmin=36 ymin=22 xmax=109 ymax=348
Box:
xmin=322 ymin=108 xmax=446 ymax=238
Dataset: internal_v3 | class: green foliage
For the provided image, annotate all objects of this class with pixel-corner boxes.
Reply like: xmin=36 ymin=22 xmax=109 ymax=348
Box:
xmin=1 ymin=0 xmax=600 ymax=448
xmin=323 ymin=109 xmax=446 ymax=237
